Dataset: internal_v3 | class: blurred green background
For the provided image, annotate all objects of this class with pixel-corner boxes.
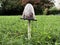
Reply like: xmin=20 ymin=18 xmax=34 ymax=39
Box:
xmin=0 ymin=0 xmax=60 ymax=15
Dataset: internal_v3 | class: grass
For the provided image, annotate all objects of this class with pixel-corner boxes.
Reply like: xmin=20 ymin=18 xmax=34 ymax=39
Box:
xmin=0 ymin=15 xmax=60 ymax=45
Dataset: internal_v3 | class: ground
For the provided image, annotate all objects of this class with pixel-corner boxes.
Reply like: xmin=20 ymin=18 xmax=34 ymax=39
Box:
xmin=0 ymin=15 xmax=60 ymax=45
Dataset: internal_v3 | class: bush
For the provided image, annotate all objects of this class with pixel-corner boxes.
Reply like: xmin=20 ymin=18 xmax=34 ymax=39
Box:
xmin=34 ymin=5 xmax=43 ymax=15
xmin=49 ymin=7 xmax=60 ymax=15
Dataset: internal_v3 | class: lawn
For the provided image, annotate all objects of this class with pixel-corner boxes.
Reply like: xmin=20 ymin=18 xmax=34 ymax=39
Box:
xmin=0 ymin=15 xmax=60 ymax=45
